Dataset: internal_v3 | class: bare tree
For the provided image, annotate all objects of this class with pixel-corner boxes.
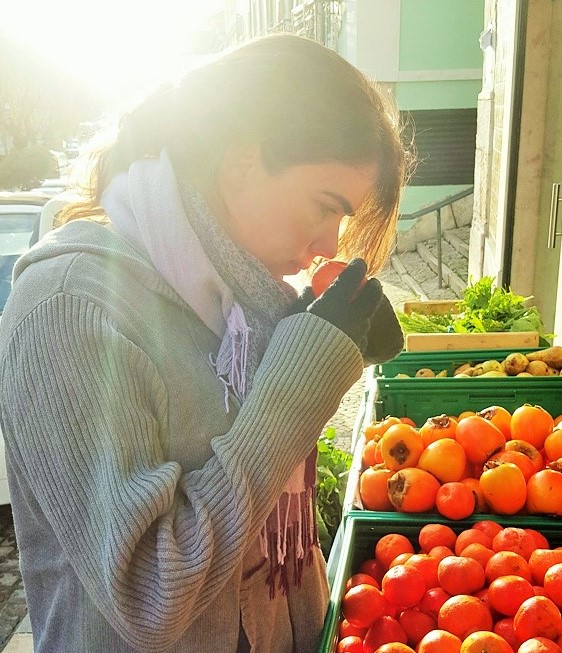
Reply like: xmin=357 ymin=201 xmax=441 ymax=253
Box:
xmin=0 ymin=30 xmax=101 ymax=152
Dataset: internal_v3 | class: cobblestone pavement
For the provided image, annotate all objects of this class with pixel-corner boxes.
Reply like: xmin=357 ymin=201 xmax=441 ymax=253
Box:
xmin=0 ymin=506 xmax=26 ymax=650
xmin=0 ymin=226 xmax=468 ymax=649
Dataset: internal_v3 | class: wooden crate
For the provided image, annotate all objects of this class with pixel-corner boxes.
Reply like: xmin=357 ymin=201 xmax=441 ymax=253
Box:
xmin=405 ymin=331 xmax=540 ymax=352
xmin=402 ymin=299 xmax=460 ymax=315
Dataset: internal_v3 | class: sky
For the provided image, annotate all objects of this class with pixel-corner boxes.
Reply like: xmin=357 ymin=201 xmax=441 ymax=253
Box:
xmin=3 ymin=0 xmax=225 ymax=109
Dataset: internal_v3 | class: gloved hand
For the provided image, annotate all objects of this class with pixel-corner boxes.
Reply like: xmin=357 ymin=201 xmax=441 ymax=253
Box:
xmin=292 ymin=259 xmax=383 ymax=353
xmin=362 ymin=293 xmax=405 ymax=365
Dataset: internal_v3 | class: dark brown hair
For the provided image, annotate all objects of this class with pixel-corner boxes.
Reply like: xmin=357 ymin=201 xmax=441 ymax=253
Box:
xmin=60 ymin=34 xmax=411 ymax=274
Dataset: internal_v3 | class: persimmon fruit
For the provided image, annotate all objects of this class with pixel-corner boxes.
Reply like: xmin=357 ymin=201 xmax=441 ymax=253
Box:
xmin=511 ymin=404 xmax=554 ymax=450
xmin=478 ymin=405 xmax=512 ymax=440
xmin=526 ymin=469 xmax=562 ymax=517
xmin=365 ymin=416 xmax=402 ymax=443
xmin=455 ymin=415 xmax=506 ymax=464
xmin=544 ymin=430 xmax=562 ymax=462
xmin=359 ymin=467 xmax=394 ymax=511
xmin=505 ymin=439 xmax=544 ymax=472
xmin=418 ymin=438 xmax=467 ymax=483
xmin=311 ymin=260 xmax=367 ymax=298
xmin=419 ymin=414 xmax=458 ymax=447
xmin=387 ymin=468 xmax=440 ymax=513
xmin=380 ymin=424 xmax=424 ymax=471
xmin=479 ymin=461 xmax=527 ymax=514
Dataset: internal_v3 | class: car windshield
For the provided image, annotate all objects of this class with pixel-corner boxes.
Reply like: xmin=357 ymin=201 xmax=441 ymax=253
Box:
xmin=0 ymin=211 xmax=40 ymax=313
xmin=0 ymin=214 xmax=38 ymax=256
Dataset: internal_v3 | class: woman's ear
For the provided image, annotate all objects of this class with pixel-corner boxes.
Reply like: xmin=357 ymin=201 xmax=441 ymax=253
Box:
xmin=219 ymin=143 xmax=262 ymax=193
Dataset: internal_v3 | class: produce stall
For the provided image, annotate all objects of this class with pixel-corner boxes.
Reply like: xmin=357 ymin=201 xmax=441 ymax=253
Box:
xmin=317 ymin=279 xmax=562 ymax=653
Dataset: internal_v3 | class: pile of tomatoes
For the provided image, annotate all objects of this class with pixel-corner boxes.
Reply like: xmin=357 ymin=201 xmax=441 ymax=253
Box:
xmin=359 ymin=404 xmax=562 ymax=518
xmin=337 ymin=520 xmax=562 ymax=653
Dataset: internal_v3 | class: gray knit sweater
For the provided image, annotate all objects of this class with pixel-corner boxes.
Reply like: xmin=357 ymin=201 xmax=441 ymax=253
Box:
xmin=0 ymin=220 xmax=363 ymax=653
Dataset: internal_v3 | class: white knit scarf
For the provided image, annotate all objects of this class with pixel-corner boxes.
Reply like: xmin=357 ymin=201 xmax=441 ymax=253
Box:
xmin=100 ymin=150 xmax=319 ymax=597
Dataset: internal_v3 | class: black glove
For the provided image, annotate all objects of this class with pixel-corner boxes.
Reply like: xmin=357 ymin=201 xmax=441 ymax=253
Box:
xmin=304 ymin=259 xmax=383 ymax=353
xmin=363 ymin=293 xmax=405 ymax=365
xmin=287 ymin=286 xmax=316 ymax=316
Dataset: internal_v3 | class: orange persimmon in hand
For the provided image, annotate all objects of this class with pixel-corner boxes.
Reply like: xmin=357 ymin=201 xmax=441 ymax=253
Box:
xmin=311 ymin=260 xmax=367 ymax=298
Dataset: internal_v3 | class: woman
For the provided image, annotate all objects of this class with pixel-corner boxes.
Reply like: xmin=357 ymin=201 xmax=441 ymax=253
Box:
xmin=0 ymin=34 xmax=407 ymax=652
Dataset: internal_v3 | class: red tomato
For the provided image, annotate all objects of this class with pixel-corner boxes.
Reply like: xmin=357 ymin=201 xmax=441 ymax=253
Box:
xmin=311 ymin=260 xmax=367 ymax=298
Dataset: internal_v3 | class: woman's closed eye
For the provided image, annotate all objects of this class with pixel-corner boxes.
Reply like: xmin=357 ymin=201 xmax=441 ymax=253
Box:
xmin=319 ymin=203 xmax=340 ymax=218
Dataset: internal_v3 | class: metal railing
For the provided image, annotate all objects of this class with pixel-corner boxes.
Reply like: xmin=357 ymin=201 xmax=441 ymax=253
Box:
xmin=399 ymin=185 xmax=474 ymax=288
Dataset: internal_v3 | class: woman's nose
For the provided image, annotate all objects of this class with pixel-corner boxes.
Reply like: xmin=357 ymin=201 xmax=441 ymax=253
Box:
xmin=311 ymin=219 xmax=341 ymax=260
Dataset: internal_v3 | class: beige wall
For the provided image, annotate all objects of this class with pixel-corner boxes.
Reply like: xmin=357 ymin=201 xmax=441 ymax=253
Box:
xmin=469 ymin=0 xmax=519 ymax=284
xmin=472 ymin=0 xmax=562 ymax=333
xmin=517 ymin=0 xmax=562 ymax=331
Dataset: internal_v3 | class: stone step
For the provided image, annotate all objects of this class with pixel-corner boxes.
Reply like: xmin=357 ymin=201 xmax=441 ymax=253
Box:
xmin=416 ymin=242 xmax=467 ymax=298
xmin=390 ymin=254 xmax=429 ymax=301
xmin=443 ymin=228 xmax=470 ymax=258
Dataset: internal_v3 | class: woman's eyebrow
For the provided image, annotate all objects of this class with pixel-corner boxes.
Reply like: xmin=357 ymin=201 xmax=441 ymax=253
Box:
xmin=321 ymin=191 xmax=355 ymax=216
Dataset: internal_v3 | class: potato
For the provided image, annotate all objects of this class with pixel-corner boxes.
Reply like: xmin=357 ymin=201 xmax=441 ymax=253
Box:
xmin=471 ymin=364 xmax=485 ymax=377
xmin=503 ymin=352 xmax=529 ymax=376
xmin=482 ymin=359 xmax=503 ymax=373
xmin=454 ymin=363 xmax=472 ymax=376
xmin=415 ymin=368 xmax=435 ymax=378
xmin=525 ymin=360 xmax=550 ymax=376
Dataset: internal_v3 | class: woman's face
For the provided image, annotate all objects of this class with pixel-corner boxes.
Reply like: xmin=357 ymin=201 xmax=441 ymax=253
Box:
xmin=215 ymin=147 xmax=378 ymax=281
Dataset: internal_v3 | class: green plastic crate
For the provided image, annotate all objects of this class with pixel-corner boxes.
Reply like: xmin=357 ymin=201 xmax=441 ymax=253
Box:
xmin=371 ymin=348 xmax=562 ymax=426
xmin=318 ymin=512 xmax=562 ymax=653
xmin=375 ymin=348 xmax=542 ymax=379
xmin=374 ymin=376 xmax=562 ymax=426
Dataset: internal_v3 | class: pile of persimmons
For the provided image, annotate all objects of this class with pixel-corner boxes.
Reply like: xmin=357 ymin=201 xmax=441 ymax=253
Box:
xmin=359 ymin=404 xmax=562 ymax=518
xmin=338 ymin=520 xmax=562 ymax=653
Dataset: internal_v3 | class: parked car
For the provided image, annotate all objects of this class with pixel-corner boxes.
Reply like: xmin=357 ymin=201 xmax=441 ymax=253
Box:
xmin=0 ymin=191 xmax=50 ymax=504
xmin=35 ymin=177 xmax=69 ymax=197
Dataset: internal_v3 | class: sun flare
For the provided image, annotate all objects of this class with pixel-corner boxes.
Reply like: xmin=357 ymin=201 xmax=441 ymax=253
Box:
xmin=4 ymin=0 xmax=223 ymax=106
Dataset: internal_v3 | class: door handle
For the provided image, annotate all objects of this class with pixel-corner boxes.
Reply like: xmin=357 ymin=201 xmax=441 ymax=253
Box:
xmin=547 ymin=182 xmax=562 ymax=248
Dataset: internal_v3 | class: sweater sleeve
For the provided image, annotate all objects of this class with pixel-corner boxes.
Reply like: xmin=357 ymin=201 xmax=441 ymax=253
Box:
xmin=0 ymin=293 xmax=362 ymax=651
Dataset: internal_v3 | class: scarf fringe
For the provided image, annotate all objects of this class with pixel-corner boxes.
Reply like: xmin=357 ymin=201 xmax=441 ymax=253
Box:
xmin=212 ymin=302 xmax=252 ymax=411
xmin=261 ymin=486 xmax=318 ymax=599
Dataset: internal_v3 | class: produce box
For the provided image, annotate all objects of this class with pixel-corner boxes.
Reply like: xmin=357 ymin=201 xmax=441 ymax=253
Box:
xmin=402 ymin=299 xmax=460 ymax=316
xmin=375 ymin=347 xmax=539 ymax=379
xmin=405 ymin=331 xmax=539 ymax=352
xmin=318 ymin=512 xmax=562 ymax=653
xmin=372 ymin=348 xmax=562 ymax=426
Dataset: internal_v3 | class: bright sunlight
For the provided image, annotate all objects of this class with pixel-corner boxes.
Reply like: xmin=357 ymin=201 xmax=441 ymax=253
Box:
xmin=4 ymin=0 xmax=224 ymax=108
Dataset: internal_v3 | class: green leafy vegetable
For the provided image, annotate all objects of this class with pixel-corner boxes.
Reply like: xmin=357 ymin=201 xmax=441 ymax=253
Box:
xmin=397 ymin=276 xmax=553 ymax=340
xmin=316 ymin=426 xmax=352 ymax=559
